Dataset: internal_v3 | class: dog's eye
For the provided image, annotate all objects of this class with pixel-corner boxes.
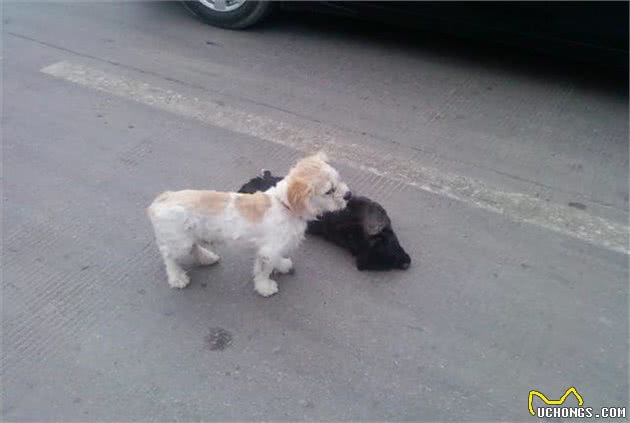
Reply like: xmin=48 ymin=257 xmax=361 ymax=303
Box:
xmin=325 ymin=187 xmax=336 ymax=195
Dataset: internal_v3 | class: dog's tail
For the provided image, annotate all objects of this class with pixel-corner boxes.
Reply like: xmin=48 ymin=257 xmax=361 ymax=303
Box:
xmin=147 ymin=191 xmax=173 ymax=219
xmin=153 ymin=191 xmax=172 ymax=203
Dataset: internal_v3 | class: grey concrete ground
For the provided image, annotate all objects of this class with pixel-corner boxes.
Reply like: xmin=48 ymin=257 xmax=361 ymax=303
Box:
xmin=2 ymin=2 xmax=628 ymax=421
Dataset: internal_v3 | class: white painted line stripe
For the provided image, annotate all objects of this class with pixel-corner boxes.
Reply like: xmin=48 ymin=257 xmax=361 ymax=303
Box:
xmin=41 ymin=61 xmax=629 ymax=254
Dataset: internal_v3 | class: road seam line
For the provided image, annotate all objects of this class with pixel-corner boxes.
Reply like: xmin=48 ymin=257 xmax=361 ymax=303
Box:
xmin=40 ymin=60 xmax=629 ymax=254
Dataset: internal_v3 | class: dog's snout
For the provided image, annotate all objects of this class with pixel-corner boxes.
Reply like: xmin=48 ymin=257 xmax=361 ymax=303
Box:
xmin=343 ymin=191 xmax=352 ymax=201
xmin=398 ymin=254 xmax=411 ymax=270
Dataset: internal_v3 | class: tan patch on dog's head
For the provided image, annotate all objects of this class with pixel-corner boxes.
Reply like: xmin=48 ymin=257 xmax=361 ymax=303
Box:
xmin=161 ymin=190 xmax=229 ymax=215
xmin=235 ymin=192 xmax=271 ymax=222
xmin=286 ymin=177 xmax=312 ymax=216
xmin=282 ymin=151 xmax=350 ymax=219
xmin=287 ymin=152 xmax=327 ymax=182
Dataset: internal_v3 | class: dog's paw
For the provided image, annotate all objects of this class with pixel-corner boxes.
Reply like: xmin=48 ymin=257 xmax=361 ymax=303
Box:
xmin=168 ymin=273 xmax=190 ymax=289
xmin=275 ymin=258 xmax=294 ymax=274
xmin=254 ymin=278 xmax=278 ymax=297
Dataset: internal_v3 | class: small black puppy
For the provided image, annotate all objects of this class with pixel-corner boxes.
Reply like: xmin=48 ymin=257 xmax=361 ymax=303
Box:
xmin=238 ymin=170 xmax=411 ymax=271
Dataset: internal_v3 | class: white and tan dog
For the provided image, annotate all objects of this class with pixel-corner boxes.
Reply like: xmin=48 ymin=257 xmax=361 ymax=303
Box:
xmin=147 ymin=153 xmax=351 ymax=297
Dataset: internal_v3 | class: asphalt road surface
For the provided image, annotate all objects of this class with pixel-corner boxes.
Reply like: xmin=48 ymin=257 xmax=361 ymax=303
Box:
xmin=2 ymin=2 xmax=628 ymax=421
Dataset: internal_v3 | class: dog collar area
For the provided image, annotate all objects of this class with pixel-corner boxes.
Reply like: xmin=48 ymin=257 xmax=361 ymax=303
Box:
xmin=279 ymin=199 xmax=310 ymax=221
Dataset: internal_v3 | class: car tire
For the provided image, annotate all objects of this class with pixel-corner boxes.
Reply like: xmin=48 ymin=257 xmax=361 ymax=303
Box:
xmin=184 ymin=1 xmax=273 ymax=29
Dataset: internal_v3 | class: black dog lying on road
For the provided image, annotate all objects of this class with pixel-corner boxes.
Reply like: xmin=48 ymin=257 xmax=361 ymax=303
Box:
xmin=239 ymin=170 xmax=411 ymax=271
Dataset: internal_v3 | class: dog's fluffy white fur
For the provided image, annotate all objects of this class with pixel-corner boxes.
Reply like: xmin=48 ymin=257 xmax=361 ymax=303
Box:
xmin=147 ymin=153 xmax=350 ymax=296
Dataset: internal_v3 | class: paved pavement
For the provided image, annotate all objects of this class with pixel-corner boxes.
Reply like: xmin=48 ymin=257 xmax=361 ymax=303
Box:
xmin=2 ymin=2 xmax=628 ymax=421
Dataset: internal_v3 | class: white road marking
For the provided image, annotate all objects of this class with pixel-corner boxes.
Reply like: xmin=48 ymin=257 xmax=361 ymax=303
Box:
xmin=41 ymin=61 xmax=629 ymax=254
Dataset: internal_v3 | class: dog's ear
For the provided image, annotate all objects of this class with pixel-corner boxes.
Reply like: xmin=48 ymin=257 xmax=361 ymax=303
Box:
xmin=363 ymin=214 xmax=387 ymax=236
xmin=287 ymin=177 xmax=311 ymax=215
xmin=360 ymin=204 xmax=391 ymax=236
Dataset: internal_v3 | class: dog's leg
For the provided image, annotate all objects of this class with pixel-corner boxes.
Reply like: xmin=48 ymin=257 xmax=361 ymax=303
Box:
xmin=274 ymin=257 xmax=294 ymax=274
xmin=156 ymin=241 xmax=191 ymax=288
xmin=193 ymin=244 xmax=220 ymax=266
xmin=253 ymin=252 xmax=278 ymax=297
xmin=163 ymin=256 xmax=190 ymax=288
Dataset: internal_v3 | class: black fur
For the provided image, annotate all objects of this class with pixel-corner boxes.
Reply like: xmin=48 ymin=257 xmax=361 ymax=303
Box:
xmin=238 ymin=170 xmax=283 ymax=195
xmin=238 ymin=170 xmax=411 ymax=271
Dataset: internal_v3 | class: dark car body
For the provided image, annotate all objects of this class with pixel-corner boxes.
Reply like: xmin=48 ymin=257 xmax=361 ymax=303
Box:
xmin=282 ymin=1 xmax=629 ymax=66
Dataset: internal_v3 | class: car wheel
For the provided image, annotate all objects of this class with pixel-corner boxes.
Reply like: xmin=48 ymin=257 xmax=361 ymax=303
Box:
xmin=184 ymin=0 xmax=273 ymax=29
